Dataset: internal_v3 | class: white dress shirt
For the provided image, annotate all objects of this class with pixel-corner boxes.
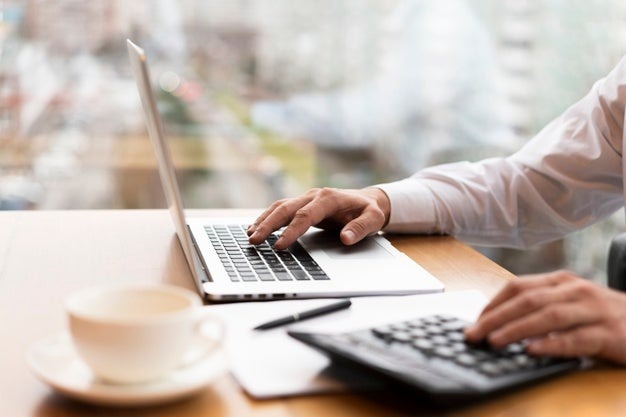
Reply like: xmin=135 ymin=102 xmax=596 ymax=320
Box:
xmin=378 ymin=56 xmax=626 ymax=249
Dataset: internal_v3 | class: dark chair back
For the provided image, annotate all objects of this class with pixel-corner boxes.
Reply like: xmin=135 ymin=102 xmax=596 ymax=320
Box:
xmin=608 ymin=233 xmax=626 ymax=291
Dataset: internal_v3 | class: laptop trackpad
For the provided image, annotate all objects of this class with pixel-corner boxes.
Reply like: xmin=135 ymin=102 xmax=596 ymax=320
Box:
xmin=297 ymin=230 xmax=394 ymax=260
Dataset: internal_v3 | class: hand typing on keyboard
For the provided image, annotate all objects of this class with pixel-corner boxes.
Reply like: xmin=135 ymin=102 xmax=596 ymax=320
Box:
xmin=370 ymin=314 xmax=544 ymax=377
xmin=465 ymin=270 xmax=626 ymax=366
xmin=247 ymin=187 xmax=391 ymax=250
xmin=289 ymin=313 xmax=582 ymax=397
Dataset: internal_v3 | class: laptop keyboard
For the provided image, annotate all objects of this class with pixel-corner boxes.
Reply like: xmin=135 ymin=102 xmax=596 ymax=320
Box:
xmin=289 ymin=314 xmax=583 ymax=398
xmin=204 ymin=225 xmax=330 ymax=282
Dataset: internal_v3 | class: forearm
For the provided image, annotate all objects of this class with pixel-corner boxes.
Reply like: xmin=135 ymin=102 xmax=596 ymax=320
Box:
xmin=378 ymin=56 xmax=626 ymax=248
xmin=381 ymin=156 xmax=620 ymax=249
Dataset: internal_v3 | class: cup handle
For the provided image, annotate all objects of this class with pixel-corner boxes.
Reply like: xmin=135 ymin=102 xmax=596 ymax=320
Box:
xmin=180 ymin=308 xmax=225 ymax=367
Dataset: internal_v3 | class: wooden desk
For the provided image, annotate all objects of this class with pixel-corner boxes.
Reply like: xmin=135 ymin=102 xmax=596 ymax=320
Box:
xmin=1 ymin=209 xmax=625 ymax=417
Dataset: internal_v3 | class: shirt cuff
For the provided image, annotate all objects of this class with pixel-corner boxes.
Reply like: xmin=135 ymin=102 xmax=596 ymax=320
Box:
xmin=374 ymin=179 xmax=439 ymax=233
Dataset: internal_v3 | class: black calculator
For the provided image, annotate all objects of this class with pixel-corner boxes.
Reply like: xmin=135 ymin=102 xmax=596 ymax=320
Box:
xmin=288 ymin=314 xmax=586 ymax=400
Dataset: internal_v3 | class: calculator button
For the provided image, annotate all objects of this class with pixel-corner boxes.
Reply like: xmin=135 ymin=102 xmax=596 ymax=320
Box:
xmin=372 ymin=326 xmax=394 ymax=337
xmin=412 ymin=338 xmax=435 ymax=352
xmin=449 ymin=342 xmax=468 ymax=353
xmin=410 ymin=328 xmax=428 ymax=338
xmin=505 ymin=342 xmax=526 ymax=355
xmin=455 ymin=353 xmax=478 ymax=367
xmin=479 ymin=362 xmax=503 ymax=376
xmin=391 ymin=331 xmax=412 ymax=343
xmin=496 ymin=358 xmax=520 ymax=373
xmin=433 ymin=346 xmax=456 ymax=358
xmin=513 ymin=354 xmax=537 ymax=369
xmin=430 ymin=335 xmax=449 ymax=345
xmin=425 ymin=325 xmax=444 ymax=335
xmin=442 ymin=320 xmax=468 ymax=332
xmin=447 ymin=332 xmax=465 ymax=342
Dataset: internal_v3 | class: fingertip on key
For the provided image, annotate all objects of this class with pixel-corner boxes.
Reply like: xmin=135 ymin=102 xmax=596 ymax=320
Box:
xmin=464 ymin=325 xmax=478 ymax=340
xmin=273 ymin=236 xmax=287 ymax=250
xmin=248 ymin=231 xmax=262 ymax=244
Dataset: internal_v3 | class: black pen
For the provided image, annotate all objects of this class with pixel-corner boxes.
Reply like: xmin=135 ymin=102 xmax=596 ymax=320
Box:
xmin=253 ymin=299 xmax=352 ymax=330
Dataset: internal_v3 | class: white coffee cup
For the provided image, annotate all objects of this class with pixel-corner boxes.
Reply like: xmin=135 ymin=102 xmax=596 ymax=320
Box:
xmin=66 ymin=283 xmax=223 ymax=385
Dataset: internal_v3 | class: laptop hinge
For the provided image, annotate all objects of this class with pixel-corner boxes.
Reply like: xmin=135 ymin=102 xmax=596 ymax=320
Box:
xmin=187 ymin=225 xmax=213 ymax=283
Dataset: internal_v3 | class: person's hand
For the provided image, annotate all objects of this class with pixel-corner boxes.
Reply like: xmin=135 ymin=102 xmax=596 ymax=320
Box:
xmin=247 ymin=187 xmax=391 ymax=250
xmin=464 ymin=270 xmax=626 ymax=365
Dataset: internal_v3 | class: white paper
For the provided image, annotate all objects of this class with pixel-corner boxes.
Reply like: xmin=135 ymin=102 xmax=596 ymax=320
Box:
xmin=207 ymin=291 xmax=488 ymax=398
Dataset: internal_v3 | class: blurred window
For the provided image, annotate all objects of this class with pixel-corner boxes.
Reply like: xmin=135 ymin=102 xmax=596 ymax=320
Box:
xmin=0 ymin=0 xmax=624 ymax=278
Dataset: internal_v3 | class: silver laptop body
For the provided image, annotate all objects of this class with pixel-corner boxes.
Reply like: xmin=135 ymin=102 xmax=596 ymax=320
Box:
xmin=127 ymin=39 xmax=444 ymax=302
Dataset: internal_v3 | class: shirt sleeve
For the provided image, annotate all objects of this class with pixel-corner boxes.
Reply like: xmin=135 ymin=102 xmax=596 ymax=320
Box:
xmin=376 ymin=56 xmax=626 ymax=249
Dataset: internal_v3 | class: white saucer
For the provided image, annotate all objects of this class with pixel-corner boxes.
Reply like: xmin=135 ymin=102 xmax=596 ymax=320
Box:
xmin=26 ymin=333 xmax=227 ymax=407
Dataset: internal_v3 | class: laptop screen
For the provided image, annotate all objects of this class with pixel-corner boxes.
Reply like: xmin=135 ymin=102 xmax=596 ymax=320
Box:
xmin=127 ymin=39 xmax=207 ymax=289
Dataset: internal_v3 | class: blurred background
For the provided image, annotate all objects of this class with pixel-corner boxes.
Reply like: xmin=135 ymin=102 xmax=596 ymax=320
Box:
xmin=0 ymin=0 xmax=625 ymax=281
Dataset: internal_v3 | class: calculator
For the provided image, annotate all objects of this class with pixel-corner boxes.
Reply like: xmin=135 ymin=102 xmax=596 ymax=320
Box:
xmin=288 ymin=314 xmax=586 ymax=400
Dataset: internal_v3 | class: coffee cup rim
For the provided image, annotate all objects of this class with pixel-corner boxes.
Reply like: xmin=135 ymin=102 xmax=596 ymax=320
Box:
xmin=66 ymin=283 xmax=202 ymax=325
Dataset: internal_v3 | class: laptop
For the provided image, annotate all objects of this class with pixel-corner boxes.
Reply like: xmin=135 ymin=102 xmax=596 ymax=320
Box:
xmin=127 ymin=39 xmax=444 ymax=302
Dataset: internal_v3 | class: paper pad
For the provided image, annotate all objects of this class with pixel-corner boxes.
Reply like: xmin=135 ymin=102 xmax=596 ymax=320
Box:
xmin=209 ymin=290 xmax=488 ymax=398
